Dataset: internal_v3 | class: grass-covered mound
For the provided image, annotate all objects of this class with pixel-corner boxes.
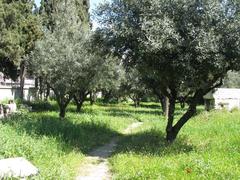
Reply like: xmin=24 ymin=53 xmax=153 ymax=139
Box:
xmin=110 ymin=109 xmax=240 ymax=179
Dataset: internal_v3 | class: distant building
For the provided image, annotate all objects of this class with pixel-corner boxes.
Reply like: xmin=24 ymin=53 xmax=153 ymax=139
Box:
xmin=204 ymin=88 xmax=240 ymax=111
xmin=0 ymin=73 xmax=35 ymax=101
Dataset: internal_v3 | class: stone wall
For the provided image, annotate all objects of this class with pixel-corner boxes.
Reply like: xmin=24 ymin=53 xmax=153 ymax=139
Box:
xmin=0 ymin=86 xmax=36 ymax=101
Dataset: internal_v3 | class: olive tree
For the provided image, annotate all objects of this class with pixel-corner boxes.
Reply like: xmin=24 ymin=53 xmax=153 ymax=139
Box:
xmin=31 ymin=0 xmax=123 ymax=117
xmin=73 ymin=52 xmax=123 ymax=112
xmin=30 ymin=1 xmax=93 ymax=118
xmin=30 ymin=31 xmax=89 ymax=117
xmin=95 ymin=0 xmax=240 ymax=142
xmin=120 ymin=68 xmax=148 ymax=107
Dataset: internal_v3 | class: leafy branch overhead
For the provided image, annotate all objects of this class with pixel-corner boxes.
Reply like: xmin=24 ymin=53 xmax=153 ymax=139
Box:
xmin=95 ymin=0 xmax=240 ymax=141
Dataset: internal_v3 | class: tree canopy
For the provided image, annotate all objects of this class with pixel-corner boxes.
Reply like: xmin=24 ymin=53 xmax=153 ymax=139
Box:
xmin=223 ymin=71 xmax=240 ymax=88
xmin=95 ymin=0 xmax=240 ymax=141
xmin=0 ymin=0 xmax=42 ymax=80
xmin=39 ymin=0 xmax=90 ymax=31
xmin=30 ymin=0 xmax=122 ymax=118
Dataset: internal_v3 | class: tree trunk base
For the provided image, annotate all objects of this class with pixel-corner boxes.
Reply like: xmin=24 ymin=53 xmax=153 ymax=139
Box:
xmin=166 ymin=129 xmax=178 ymax=143
xmin=76 ymin=103 xmax=83 ymax=113
xmin=59 ymin=107 xmax=66 ymax=119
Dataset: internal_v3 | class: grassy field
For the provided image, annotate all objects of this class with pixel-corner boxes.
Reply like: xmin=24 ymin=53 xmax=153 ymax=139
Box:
xmin=109 ymin=106 xmax=240 ymax=180
xmin=0 ymin=101 xmax=137 ymax=179
xmin=0 ymin=101 xmax=240 ymax=179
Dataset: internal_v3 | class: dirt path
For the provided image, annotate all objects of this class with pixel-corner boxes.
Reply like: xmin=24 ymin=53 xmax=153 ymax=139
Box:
xmin=75 ymin=122 xmax=143 ymax=180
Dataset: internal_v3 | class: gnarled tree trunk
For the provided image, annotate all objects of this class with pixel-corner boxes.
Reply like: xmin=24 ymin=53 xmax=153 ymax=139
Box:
xmin=164 ymin=96 xmax=170 ymax=120
xmin=129 ymin=94 xmax=141 ymax=108
xmin=153 ymin=89 xmax=167 ymax=116
xmin=102 ymin=90 xmax=112 ymax=103
xmin=165 ymin=97 xmax=176 ymax=142
xmin=59 ymin=105 xmax=66 ymax=119
xmin=54 ymin=91 xmax=73 ymax=119
xmin=44 ymin=83 xmax=50 ymax=101
xmin=165 ymin=90 xmax=203 ymax=142
xmin=89 ymin=91 xmax=96 ymax=105
xmin=74 ymin=90 xmax=88 ymax=112
xmin=39 ymin=76 xmax=43 ymax=100
xmin=159 ymin=95 xmax=167 ymax=115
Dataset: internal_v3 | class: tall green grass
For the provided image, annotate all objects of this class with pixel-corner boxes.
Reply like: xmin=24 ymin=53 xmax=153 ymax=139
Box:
xmin=0 ymin=102 xmax=138 ymax=179
xmin=1 ymin=101 xmax=239 ymax=179
xmin=110 ymin=108 xmax=240 ymax=180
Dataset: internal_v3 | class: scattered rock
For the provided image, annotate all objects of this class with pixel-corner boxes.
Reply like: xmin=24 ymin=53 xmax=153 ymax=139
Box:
xmin=0 ymin=157 xmax=39 ymax=179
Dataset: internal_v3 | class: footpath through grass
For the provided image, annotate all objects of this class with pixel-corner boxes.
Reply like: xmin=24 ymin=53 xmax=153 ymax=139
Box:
xmin=1 ymin=101 xmax=239 ymax=179
xmin=0 ymin=102 xmax=139 ymax=179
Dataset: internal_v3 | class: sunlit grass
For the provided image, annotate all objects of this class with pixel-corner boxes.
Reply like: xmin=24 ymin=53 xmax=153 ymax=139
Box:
xmin=0 ymin=101 xmax=138 ymax=179
xmin=1 ymin=101 xmax=239 ymax=179
xmin=110 ymin=108 xmax=240 ymax=180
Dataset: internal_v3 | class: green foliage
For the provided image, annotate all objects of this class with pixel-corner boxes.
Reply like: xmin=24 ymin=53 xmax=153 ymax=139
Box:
xmin=96 ymin=0 xmax=240 ymax=96
xmin=39 ymin=0 xmax=90 ymax=31
xmin=121 ymin=68 xmax=150 ymax=106
xmin=30 ymin=0 xmax=122 ymax=117
xmin=141 ymin=0 xmax=240 ymax=90
xmin=30 ymin=24 xmax=91 ymax=101
xmin=0 ymin=0 xmax=42 ymax=79
xmin=223 ymin=71 xmax=240 ymax=88
xmin=95 ymin=0 xmax=240 ymax=141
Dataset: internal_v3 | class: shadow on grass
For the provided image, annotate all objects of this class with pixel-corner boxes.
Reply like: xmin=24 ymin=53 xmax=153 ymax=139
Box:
xmin=113 ymin=129 xmax=194 ymax=156
xmin=103 ymin=104 xmax=193 ymax=119
xmin=24 ymin=100 xmax=191 ymax=120
xmin=5 ymin=101 xmax=201 ymax=158
xmin=22 ymin=101 xmax=59 ymax=112
xmin=25 ymin=101 xmax=101 ymax=116
xmin=105 ymin=108 xmax=162 ymax=118
xmin=66 ymin=105 xmax=101 ymax=115
xmin=129 ymin=103 xmax=161 ymax=109
xmin=3 ymin=113 xmax=195 ymax=160
xmin=3 ymin=113 xmax=119 ymax=154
